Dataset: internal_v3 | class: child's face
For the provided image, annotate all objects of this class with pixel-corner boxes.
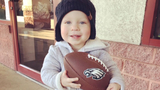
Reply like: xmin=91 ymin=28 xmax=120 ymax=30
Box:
xmin=61 ymin=10 xmax=91 ymax=50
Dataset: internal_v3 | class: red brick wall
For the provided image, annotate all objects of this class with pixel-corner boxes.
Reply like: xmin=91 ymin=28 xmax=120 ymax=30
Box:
xmin=0 ymin=24 xmax=16 ymax=70
xmin=104 ymin=40 xmax=160 ymax=90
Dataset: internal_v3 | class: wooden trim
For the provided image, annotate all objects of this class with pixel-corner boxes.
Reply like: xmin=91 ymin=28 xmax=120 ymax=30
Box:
xmin=8 ymin=1 xmax=19 ymax=70
xmin=149 ymin=39 xmax=160 ymax=47
xmin=18 ymin=64 xmax=42 ymax=83
xmin=9 ymin=0 xmax=60 ymax=83
xmin=141 ymin=0 xmax=156 ymax=45
xmin=0 ymin=20 xmax=12 ymax=25
xmin=141 ymin=0 xmax=160 ymax=47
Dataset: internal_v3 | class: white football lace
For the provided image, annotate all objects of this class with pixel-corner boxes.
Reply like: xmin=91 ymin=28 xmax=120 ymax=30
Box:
xmin=88 ymin=54 xmax=109 ymax=72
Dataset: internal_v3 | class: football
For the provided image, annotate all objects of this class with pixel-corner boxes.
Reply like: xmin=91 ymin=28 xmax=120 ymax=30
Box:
xmin=64 ymin=52 xmax=111 ymax=90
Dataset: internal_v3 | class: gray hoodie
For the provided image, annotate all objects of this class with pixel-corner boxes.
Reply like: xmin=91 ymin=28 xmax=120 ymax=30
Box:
xmin=41 ymin=38 xmax=125 ymax=90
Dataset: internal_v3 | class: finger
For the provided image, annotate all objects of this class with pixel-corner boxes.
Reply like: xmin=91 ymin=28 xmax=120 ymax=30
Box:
xmin=69 ymin=83 xmax=81 ymax=88
xmin=106 ymin=85 xmax=113 ymax=90
xmin=61 ymin=71 xmax=70 ymax=87
xmin=63 ymin=70 xmax=68 ymax=76
xmin=62 ymin=71 xmax=69 ymax=78
xmin=66 ymin=77 xmax=81 ymax=88
xmin=107 ymin=87 xmax=113 ymax=90
xmin=68 ymin=77 xmax=79 ymax=83
xmin=64 ymin=70 xmax=67 ymax=74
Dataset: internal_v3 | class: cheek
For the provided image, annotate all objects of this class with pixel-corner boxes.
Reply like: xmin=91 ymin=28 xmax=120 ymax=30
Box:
xmin=84 ymin=27 xmax=91 ymax=38
xmin=85 ymin=30 xmax=90 ymax=36
xmin=87 ymin=31 xmax=91 ymax=38
xmin=61 ymin=26 xmax=68 ymax=38
xmin=61 ymin=30 xmax=66 ymax=37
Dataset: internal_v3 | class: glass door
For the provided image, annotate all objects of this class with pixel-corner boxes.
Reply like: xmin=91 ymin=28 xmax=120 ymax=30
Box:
xmin=11 ymin=0 xmax=55 ymax=82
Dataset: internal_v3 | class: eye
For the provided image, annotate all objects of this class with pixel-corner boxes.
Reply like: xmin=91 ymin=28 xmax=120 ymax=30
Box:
xmin=80 ymin=21 xmax=86 ymax=24
xmin=65 ymin=21 xmax=71 ymax=24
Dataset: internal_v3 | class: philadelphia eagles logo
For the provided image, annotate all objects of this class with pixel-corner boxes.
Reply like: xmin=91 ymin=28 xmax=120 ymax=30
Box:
xmin=83 ymin=68 xmax=106 ymax=80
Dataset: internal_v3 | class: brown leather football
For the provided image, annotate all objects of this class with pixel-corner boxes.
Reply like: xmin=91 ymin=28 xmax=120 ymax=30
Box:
xmin=64 ymin=52 xmax=111 ymax=90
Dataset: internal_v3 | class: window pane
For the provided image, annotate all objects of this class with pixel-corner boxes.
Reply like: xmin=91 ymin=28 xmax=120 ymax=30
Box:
xmin=0 ymin=0 xmax=6 ymax=19
xmin=154 ymin=1 xmax=160 ymax=39
xmin=15 ymin=0 xmax=55 ymax=71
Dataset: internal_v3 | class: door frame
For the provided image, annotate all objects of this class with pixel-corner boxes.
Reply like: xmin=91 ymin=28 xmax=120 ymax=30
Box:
xmin=9 ymin=0 xmax=41 ymax=83
xmin=10 ymin=0 xmax=61 ymax=83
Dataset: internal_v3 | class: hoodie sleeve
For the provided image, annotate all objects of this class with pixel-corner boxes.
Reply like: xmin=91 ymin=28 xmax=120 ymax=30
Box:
xmin=40 ymin=45 xmax=67 ymax=90
xmin=90 ymin=50 xmax=125 ymax=90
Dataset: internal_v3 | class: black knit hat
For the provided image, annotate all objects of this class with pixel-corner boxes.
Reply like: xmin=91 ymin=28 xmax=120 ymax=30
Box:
xmin=55 ymin=0 xmax=96 ymax=41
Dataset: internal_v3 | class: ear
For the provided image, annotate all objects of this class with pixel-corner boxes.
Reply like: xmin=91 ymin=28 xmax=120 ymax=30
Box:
xmin=88 ymin=12 xmax=92 ymax=20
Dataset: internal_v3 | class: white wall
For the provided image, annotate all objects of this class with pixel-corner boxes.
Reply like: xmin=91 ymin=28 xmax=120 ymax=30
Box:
xmin=5 ymin=0 xmax=10 ymax=20
xmin=91 ymin=0 xmax=147 ymax=45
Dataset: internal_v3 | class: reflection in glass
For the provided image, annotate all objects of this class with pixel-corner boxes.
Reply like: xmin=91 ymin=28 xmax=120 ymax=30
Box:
xmin=0 ymin=0 xmax=6 ymax=19
xmin=15 ymin=0 xmax=55 ymax=71
xmin=154 ymin=1 xmax=160 ymax=39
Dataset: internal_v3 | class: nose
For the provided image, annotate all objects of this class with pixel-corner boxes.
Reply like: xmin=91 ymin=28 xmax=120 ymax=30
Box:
xmin=71 ymin=24 xmax=79 ymax=31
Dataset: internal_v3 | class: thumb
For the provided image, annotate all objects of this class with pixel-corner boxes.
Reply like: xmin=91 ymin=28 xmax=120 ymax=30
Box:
xmin=106 ymin=84 xmax=113 ymax=90
xmin=63 ymin=70 xmax=69 ymax=78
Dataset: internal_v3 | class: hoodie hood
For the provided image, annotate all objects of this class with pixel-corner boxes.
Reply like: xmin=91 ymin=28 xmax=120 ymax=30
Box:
xmin=55 ymin=37 xmax=110 ymax=52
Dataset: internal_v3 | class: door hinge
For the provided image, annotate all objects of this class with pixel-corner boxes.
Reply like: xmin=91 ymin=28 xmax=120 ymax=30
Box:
xmin=8 ymin=25 xmax=12 ymax=33
xmin=10 ymin=7 xmax=13 ymax=10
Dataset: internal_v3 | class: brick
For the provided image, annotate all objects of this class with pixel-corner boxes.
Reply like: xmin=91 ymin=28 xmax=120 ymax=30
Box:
xmin=0 ymin=24 xmax=11 ymax=40
xmin=0 ymin=40 xmax=6 ymax=53
xmin=107 ymin=41 xmax=154 ymax=63
xmin=112 ymin=57 xmax=124 ymax=71
xmin=125 ymin=45 xmax=154 ymax=63
xmin=0 ymin=40 xmax=14 ymax=54
xmin=150 ymin=66 xmax=160 ymax=81
xmin=124 ymin=60 xmax=160 ymax=82
xmin=0 ymin=53 xmax=15 ymax=70
xmin=124 ymin=60 xmax=152 ymax=79
xmin=0 ymin=40 xmax=3 ymax=52
xmin=107 ymin=41 xmax=129 ymax=57
xmin=6 ymin=39 xmax=14 ymax=54
xmin=124 ymin=75 xmax=149 ymax=90
xmin=0 ymin=24 xmax=15 ymax=70
xmin=153 ymin=48 xmax=160 ymax=66
xmin=151 ymin=83 xmax=160 ymax=90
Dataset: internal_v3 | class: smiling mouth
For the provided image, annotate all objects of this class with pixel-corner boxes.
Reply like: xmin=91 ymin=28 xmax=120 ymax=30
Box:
xmin=70 ymin=35 xmax=81 ymax=39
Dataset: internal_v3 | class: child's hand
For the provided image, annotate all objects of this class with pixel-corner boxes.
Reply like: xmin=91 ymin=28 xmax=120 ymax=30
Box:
xmin=106 ymin=83 xmax=121 ymax=90
xmin=60 ymin=70 xmax=81 ymax=88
